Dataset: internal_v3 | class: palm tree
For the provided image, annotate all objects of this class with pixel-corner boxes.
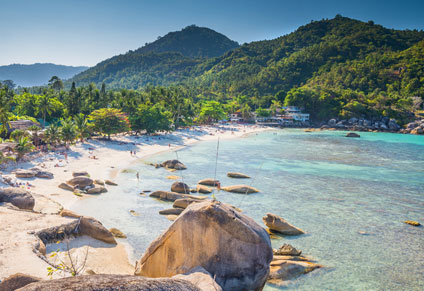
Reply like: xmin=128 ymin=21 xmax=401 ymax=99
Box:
xmin=74 ymin=113 xmax=91 ymax=143
xmin=44 ymin=122 xmax=60 ymax=147
xmin=60 ymin=118 xmax=77 ymax=149
xmin=15 ymin=136 xmax=34 ymax=161
xmin=0 ymin=89 xmax=11 ymax=136
xmin=38 ymin=94 xmax=55 ymax=127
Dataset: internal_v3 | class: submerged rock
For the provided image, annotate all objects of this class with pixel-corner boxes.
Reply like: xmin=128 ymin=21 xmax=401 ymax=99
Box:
xmin=198 ymin=178 xmax=220 ymax=187
xmin=404 ymin=220 xmax=421 ymax=226
xmin=345 ymin=132 xmax=360 ymax=138
xmin=161 ymin=160 xmax=187 ymax=170
xmin=268 ymin=260 xmax=321 ymax=284
xmin=263 ymin=213 xmax=305 ymax=235
xmin=0 ymin=187 xmax=35 ymax=210
xmin=221 ymin=185 xmax=259 ymax=194
xmin=171 ymin=181 xmax=190 ymax=194
xmin=227 ymin=172 xmax=251 ymax=179
xmin=135 ymin=200 xmax=273 ymax=291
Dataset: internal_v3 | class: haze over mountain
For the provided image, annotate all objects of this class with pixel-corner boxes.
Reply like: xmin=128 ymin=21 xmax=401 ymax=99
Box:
xmin=0 ymin=63 xmax=88 ymax=87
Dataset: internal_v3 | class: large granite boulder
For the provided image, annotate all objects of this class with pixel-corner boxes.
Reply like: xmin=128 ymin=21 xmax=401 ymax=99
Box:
xmin=263 ymin=213 xmax=305 ymax=235
xmin=0 ymin=188 xmax=35 ymax=210
xmin=79 ymin=216 xmax=117 ymax=244
xmin=35 ymin=171 xmax=54 ymax=179
xmin=161 ymin=160 xmax=187 ymax=170
xmin=221 ymin=185 xmax=259 ymax=194
xmin=18 ymin=274 xmax=202 ymax=291
xmin=198 ymin=178 xmax=220 ymax=187
xmin=328 ymin=119 xmax=337 ymax=126
xmin=135 ymin=200 xmax=273 ymax=291
xmin=0 ymin=273 xmax=41 ymax=291
xmin=171 ymin=181 xmax=190 ymax=194
xmin=227 ymin=172 xmax=250 ymax=179
xmin=67 ymin=176 xmax=94 ymax=188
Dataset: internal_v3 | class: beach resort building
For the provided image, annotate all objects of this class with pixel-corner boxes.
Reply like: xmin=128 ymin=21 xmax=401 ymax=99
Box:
xmin=281 ymin=106 xmax=310 ymax=122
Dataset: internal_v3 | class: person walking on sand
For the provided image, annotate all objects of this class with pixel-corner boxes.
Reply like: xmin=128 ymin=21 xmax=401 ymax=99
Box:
xmin=136 ymin=172 xmax=139 ymax=182
xmin=64 ymin=152 xmax=68 ymax=162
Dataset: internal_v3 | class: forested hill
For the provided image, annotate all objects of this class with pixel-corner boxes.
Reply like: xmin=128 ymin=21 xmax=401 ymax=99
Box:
xmin=0 ymin=63 xmax=88 ymax=87
xmin=136 ymin=25 xmax=239 ymax=58
xmin=69 ymin=25 xmax=239 ymax=88
xmin=69 ymin=16 xmax=424 ymax=121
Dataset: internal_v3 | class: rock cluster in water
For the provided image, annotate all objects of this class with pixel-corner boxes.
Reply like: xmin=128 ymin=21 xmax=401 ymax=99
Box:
xmin=323 ymin=117 xmax=401 ymax=131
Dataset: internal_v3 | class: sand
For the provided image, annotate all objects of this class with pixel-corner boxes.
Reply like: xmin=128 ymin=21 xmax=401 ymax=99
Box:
xmin=0 ymin=124 xmax=270 ymax=280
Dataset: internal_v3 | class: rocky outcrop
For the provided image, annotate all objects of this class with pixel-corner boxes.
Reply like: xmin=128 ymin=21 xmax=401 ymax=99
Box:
xmin=94 ymin=179 xmax=105 ymax=186
xmin=72 ymin=171 xmax=89 ymax=177
xmin=227 ymin=172 xmax=250 ymax=179
xmin=67 ymin=176 xmax=94 ymax=188
xmin=86 ymin=186 xmax=107 ymax=194
xmin=0 ymin=273 xmax=41 ymax=291
xmin=345 ymin=132 xmax=360 ymax=138
xmin=323 ymin=117 xmax=402 ymax=132
xmin=15 ymin=169 xmax=36 ymax=178
xmin=263 ymin=213 xmax=305 ymax=235
xmin=79 ymin=216 xmax=117 ymax=244
xmin=161 ymin=160 xmax=187 ymax=170
xmin=268 ymin=244 xmax=321 ymax=285
xmin=18 ymin=274 xmax=202 ymax=291
xmin=150 ymin=191 xmax=206 ymax=202
xmin=135 ymin=200 xmax=273 ymax=291
xmin=0 ymin=187 xmax=35 ymax=210
xmin=109 ymin=227 xmax=127 ymax=238
xmin=173 ymin=198 xmax=202 ymax=209
xmin=58 ymin=182 xmax=74 ymax=191
xmin=105 ymin=179 xmax=118 ymax=186
xmin=198 ymin=178 xmax=220 ymax=187
xmin=35 ymin=171 xmax=54 ymax=179
xmin=196 ymin=184 xmax=212 ymax=194
xmin=221 ymin=185 xmax=259 ymax=194
xmin=159 ymin=208 xmax=184 ymax=215
xmin=171 ymin=181 xmax=190 ymax=194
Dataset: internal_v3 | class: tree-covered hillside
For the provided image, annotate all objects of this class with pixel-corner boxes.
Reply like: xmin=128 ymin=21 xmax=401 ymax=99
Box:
xmin=69 ymin=25 xmax=239 ymax=88
xmin=69 ymin=16 xmax=424 ymax=121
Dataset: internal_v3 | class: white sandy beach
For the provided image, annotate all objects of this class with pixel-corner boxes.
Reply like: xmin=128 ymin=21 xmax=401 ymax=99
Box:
xmin=0 ymin=124 xmax=271 ymax=280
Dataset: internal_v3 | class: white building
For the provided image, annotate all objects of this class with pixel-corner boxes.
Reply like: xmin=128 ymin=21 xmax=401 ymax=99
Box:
xmin=282 ymin=106 xmax=310 ymax=122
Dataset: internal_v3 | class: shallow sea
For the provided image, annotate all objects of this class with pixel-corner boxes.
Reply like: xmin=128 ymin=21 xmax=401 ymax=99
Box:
xmin=72 ymin=129 xmax=424 ymax=290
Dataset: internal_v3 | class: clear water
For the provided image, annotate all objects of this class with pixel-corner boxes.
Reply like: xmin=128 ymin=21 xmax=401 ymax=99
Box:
xmin=72 ymin=129 xmax=424 ymax=290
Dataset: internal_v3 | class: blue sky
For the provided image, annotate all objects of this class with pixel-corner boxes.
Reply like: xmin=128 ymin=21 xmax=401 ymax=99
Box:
xmin=1 ymin=0 xmax=423 ymax=67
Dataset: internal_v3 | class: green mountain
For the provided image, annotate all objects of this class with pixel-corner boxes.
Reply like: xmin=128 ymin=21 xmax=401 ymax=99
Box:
xmin=70 ymin=25 xmax=239 ymax=88
xmin=0 ymin=63 xmax=88 ymax=87
xmin=69 ymin=16 xmax=424 ymax=121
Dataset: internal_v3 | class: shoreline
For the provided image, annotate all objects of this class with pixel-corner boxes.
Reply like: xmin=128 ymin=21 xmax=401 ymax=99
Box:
xmin=0 ymin=124 xmax=271 ymax=280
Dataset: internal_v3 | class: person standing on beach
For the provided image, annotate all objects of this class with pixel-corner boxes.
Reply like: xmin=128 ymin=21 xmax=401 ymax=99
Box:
xmin=136 ymin=172 xmax=139 ymax=182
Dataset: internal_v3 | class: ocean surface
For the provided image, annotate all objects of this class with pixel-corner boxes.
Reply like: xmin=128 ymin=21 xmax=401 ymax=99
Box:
xmin=72 ymin=129 xmax=424 ymax=290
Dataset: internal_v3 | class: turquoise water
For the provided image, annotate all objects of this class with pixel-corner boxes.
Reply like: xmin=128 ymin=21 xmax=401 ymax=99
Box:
xmin=72 ymin=129 xmax=424 ymax=290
